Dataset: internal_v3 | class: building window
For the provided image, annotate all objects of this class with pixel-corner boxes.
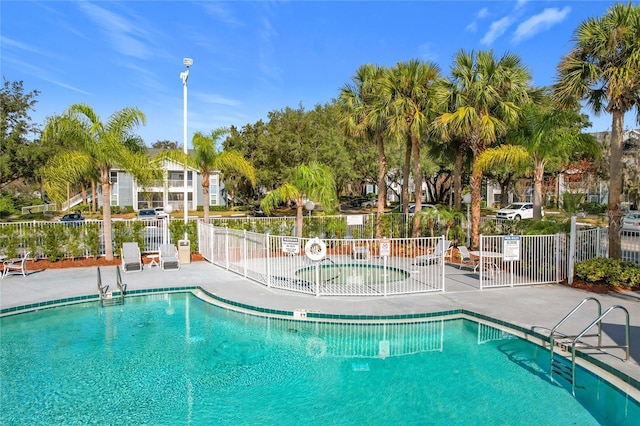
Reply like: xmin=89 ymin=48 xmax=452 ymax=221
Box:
xmin=209 ymin=175 xmax=219 ymax=206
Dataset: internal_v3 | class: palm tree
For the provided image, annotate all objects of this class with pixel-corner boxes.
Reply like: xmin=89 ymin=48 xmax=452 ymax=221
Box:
xmin=554 ymin=2 xmax=640 ymax=259
xmin=381 ymin=60 xmax=441 ymax=237
xmin=434 ymin=50 xmax=532 ymax=249
xmin=160 ymin=128 xmax=256 ymax=223
xmin=260 ymin=162 xmax=338 ymax=238
xmin=476 ymin=101 xmax=598 ymax=219
xmin=42 ymin=103 xmax=148 ymax=260
xmin=338 ymin=64 xmax=389 ymax=238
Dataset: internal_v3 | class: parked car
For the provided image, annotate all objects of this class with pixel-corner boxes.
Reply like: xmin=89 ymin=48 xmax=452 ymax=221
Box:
xmin=496 ymin=202 xmax=542 ymax=220
xmin=622 ymin=211 xmax=640 ymax=231
xmin=137 ymin=208 xmax=157 ymax=220
xmin=348 ymin=198 xmax=370 ymax=208
xmin=361 ymin=199 xmax=377 ymax=208
xmin=392 ymin=203 xmax=437 ymax=214
xmin=154 ymin=207 xmax=169 ymax=219
xmin=59 ymin=213 xmax=85 ymax=224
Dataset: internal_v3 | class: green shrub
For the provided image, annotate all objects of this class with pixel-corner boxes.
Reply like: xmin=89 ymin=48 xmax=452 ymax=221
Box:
xmin=575 ymin=258 xmax=640 ymax=288
xmin=579 ymin=202 xmax=606 ymax=215
xmin=563 ymin=192 xmax=584 ymax=214
xmin=43 ymin=225 xmax=64 ymax=262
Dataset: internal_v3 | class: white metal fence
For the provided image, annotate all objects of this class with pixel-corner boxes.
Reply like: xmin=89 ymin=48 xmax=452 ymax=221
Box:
xmin=478 ymin=234 xmax=564 ymax=289
xmin=199 ymin=222 xmax=446 ymax=297
xmin=575 ymin=227 xmax=640 ymax=265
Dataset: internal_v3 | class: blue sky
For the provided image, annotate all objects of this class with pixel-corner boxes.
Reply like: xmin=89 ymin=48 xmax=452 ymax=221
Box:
xmin=1 ymin=1 xmax=633 ymax=146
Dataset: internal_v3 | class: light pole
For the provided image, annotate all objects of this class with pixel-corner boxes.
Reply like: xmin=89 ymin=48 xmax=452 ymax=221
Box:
xmin=180 ymin=58 xmax=192 ymax=239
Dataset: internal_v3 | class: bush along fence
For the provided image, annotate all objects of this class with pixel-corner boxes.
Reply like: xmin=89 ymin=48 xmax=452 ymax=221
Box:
xmin=0 ymin=218 xmax=199 ymax=260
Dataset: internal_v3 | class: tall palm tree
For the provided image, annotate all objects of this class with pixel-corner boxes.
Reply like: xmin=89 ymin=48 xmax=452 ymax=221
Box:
xmin=42 ymin=103 xmax=148 ymax=260
xmin=476 ymin=101 xmax=599 ymax=219
xmin=434 ymin=50 xmax=532 ymax=248
xmin=554 ymin=2 xmax=640 ymax=259
xmin=160 ymin=127 xmax=256 ymax=223
xmin=338 ymin=64 xmax=389 ymax=238
xmin=381 ymin=60 xmax=441 ymax=237
xmin=260 ymin=162 xmax=338 ymax=238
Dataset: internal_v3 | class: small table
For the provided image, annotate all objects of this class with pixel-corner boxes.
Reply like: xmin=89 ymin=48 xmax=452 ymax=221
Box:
xmin=148 ymin=253 xmax=159 ymax=268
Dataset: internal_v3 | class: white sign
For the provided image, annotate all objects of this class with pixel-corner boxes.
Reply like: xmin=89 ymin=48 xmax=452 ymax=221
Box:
xmin=346 ymin=215 xmax=364 ymax=226
xmin=380 ymin=239 xmax=391 ymax=257
xmin=503 ymin=236 xmax=521 ymax=261
xmin=281 ymin=237 xmax=300 ymax=254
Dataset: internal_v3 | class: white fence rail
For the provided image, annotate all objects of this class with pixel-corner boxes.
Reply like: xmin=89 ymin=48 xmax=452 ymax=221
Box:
xmin=199 ymin=222 xmax=446 ymax=297
xmin=20 ymin=203 xmax=57 ymax=215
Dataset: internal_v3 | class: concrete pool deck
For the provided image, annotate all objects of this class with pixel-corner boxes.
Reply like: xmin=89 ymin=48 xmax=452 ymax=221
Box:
xmin=1 ymin=260 xmax=638 ymax=388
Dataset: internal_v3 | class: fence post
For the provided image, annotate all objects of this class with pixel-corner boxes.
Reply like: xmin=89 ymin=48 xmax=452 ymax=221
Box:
xmin=266 ymin=233 xmax=271 ymax=288
xmin=243 ymin=229 xmax=248 ymax=278
xmin=479 ymin=234 xmax=484 ymax=290
xmin=555 ymin=233 xmax=560 ymax=284
xmin=441 ymin=235 xmax=446 ymax=292
xmin=225 ymin=226 xmax=230 ymax=270
xmin=568 ymin=216 xmax=577 ymax=285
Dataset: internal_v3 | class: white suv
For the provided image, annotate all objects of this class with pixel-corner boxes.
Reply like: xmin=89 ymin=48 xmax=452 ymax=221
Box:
xmin=496 ymin=202 xmax=541 ymax=220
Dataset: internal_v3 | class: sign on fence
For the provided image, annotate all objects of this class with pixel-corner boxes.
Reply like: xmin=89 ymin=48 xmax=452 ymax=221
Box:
xmin=380 ymin=239 xmax=391 ymax=257
xmin=503 ymin=236 xmax=521 ymax=261
xmin=281 ymin=237 xmax=300 ymax=254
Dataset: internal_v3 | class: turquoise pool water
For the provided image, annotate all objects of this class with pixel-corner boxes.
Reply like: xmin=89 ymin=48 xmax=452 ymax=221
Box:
xmin=296 ymin=263 xmax=409 ymax=285
xmin=1 ymin=293 xmax=637 ymax=425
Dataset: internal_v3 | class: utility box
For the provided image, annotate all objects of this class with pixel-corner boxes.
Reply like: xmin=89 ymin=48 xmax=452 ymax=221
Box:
xmin=178 ymin=239 xmax=191 ymax=264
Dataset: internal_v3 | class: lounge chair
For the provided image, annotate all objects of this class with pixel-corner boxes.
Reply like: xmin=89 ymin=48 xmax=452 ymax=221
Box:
xmin=413 ymin=240 xmax=451 ymax=265
xmin=2 ymin=251 xmax=30 ymax=279
xmin=456 ymin=246 xmax=478 ymax=270
xmin=121 ymin=242 xmax=143 ymax=273
xmin=159 ymin=244 xmax=180 ymax=271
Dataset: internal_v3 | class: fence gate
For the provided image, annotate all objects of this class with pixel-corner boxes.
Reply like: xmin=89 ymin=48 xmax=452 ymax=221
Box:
xmin=479 ymin=234 xmax=562 ymax=289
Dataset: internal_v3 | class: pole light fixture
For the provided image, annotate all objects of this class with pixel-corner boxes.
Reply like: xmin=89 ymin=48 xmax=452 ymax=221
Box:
xmin=180 ymin=58 xmax=192 ymax=237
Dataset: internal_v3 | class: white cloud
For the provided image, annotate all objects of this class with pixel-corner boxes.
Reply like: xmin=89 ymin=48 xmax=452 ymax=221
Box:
xmin=481 ymin=17 xmax=514 ymax=45
xmin=201 ymin=2 xmax=244 ymax=28
xmin=194 ymin=93 xmax=242 ymax=107
xmin=76 ymin=2 xmax=152 ymax=59
xmin=465 ymin=7 xmax=489 ymax=32
xmin=514 ymin=7 xmax=571 ymax=43
xmin=418 ymin=42 xmax=438 ymax=62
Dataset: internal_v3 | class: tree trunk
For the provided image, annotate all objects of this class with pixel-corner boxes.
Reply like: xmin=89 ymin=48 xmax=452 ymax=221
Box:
xmin=532 ymin=160 xmax=544 ymax=219
xmin=500 ymin=180 xmax=510 ymax=208
xmin=101 ymin=169 xmax=114 ymax=261
xmin=296 ymin=196 xmax=304 ymax=238
xmin=470 ymin=166 xmax=482 ymax=250
xmin=375 ymin=133 xmax=387 ymax=238
xmin=230 ymin=187 xmax=236 ymax=208
xmin=202 ymin=171 xmax=210 ymax=224
xmin=411 ymin=134 xmax=423 ymax=238
xmin=453 ymin=144 xmax=464 ymax=210
xmin=91 ymin=181 xmax=96 ymax=214
xmin=401 ymin=137 xmax=411 ymax=212
xmin=608 ymin=111 xmax=624 ymax=259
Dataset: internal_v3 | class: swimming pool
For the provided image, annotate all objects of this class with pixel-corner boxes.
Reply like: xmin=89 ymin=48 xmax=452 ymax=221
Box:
xmin=1 ymin=293 xmax=637 ymax=425
xmin=295 ymin=263 xmax=410 ymax=285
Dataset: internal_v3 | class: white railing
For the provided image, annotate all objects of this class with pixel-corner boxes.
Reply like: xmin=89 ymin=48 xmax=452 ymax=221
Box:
xmin=198 ymin=222 xmax=446 ymax=297
xmin=21 ymin=203 xmax=57 ymax=215
xmin=61 ymin=193 xmax=84 ymax=211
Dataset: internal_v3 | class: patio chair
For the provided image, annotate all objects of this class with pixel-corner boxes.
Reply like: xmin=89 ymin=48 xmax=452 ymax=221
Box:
xmin=413 ymin=240 xmax=451 ymax=265
xmin=159 ymin=244 xmax=180 ymax=271
xmin=2 ymin=251 xmax=30 ymax=279
xmin=456 ymin=246 xmax=478 ymax=270
xmin=351 ymin=241 xmax=370 ymax=261
xmin=121 ymin=242 xmax=143 ymax=273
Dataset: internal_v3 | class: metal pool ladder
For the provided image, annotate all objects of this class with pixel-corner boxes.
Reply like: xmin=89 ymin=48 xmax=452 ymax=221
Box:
xmin=549 ymin=297 xmax=630 ymax=395
xmin=96 ymin=267 xmax=127 ymax=307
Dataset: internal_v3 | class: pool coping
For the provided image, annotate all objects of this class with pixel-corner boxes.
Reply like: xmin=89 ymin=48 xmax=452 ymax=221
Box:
xmin=3 ymin=284 xmax=638 ymax=401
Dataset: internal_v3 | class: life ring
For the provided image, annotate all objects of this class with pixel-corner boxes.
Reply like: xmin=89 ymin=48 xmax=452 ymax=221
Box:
xmin=306 ymin=337 xmax=327 ymax=358
xmin=305 ymin=237 xmax=327 ymax=261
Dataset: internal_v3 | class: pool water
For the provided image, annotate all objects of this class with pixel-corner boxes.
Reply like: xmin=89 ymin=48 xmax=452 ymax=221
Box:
xmin=296 ymin=263 xmax=409 ymax=285
xmin=1 ymin=293 xmax=638 ymax=425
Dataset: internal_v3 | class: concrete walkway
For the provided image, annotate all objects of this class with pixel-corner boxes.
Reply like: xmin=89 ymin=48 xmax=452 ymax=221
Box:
xmin=1 ymin=260 xmax=638 ymax=388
